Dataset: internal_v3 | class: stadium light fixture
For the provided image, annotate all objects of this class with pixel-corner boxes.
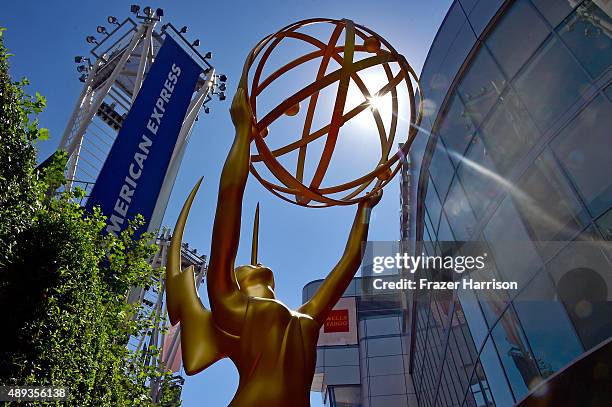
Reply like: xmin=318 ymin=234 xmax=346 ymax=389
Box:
xmin=204 ymin=51 xmax=212 ymax=59
xmin=180 ymin=26 xmax=188 ymax=33
xmin=192 ymin=39 xmax=200 ymax=47
xmin=107 ymin=16 xmax=119 ymax=26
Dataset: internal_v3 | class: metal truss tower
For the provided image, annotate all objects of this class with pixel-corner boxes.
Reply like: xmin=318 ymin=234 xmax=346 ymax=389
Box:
xmin=58 ymin=4 xmax=225 ymax=233
xmin=128 ymin=231 xmax=207 ymax=402
xmin=57 ymin=5 xmax=224 ymax=402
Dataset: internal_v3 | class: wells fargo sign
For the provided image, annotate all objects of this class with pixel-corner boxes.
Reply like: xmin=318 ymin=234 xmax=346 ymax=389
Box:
xmin=317 ymin=297 xmax=357 ymax=345
xmin=324 ymin=309 xmax=349 ymax=333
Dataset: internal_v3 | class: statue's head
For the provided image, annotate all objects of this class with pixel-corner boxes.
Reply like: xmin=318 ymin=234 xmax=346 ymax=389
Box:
xmin=235 ymin=264 xmax=275 ymax=299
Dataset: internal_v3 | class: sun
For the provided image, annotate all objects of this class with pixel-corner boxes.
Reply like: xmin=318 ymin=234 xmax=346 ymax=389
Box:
xmin=344 ymin=70 xmax=395 ymax=130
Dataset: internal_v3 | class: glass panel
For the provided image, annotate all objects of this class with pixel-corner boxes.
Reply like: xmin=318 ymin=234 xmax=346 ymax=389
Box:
xmin=324 ymin=347 xmax=360 ymax=367
xmin=457 ymin=135 xmax=502 ymax=219
xmin=438 ymin=96 xmax=476 ymax=167
xmin=367 ymin=355 xmax=405 ymax=376
xmin=429 ymin=141 xmax=456 ymax=201
xmin=491 ymin=307 xmax=541 ymax=399
xmin=369 ymin=374 xmax=406 ymax=396
xmin=531 ymin=0 xmax=575 ymax=27
xmin=479 ymin=89 xmax=540 ymax=177
xmin=370 ymin=395 xmax=408 ymax=407
xmin=323 ymin=365 xmax=361 ymax=386
xmin=479 ymin=337 xmax=515 ymax=407
xmin=487 ymin=0 xmax=550 ymax=79
xmin=426 ymin=178 xmax=444 ymax=233
xmin=330 ymin=386 xmax=361 ymax=406
xmin=442 ymin=21 xmax=479 ymax=85
xmin=557 ymin=1 xmax=612 ymax=79
xmin=514 ymin=270 xmax=583 ymax=376
xmin=439 ymin=368 xmax=455 ymax=407
xmin=444 ymin=180 xmax=477 ymax=240
xmin=426 ymin=209 xmax=438 ymax=243
xmin=469 ymin=361 xmax=495 ymax=407
xmin=366 ymin=336 xmax=403 ymax=357
xmin=483 ymin=197 xmax=543 ymax=287
xmin=448 ymin=328 xmax=473 ymax=394
xmin=317 ymin=348 xmax=325 ymax=367
xmin=457 ymin=288 xmax=488 ymax=347
xmin=457 ymin=48 xmax=507 ymax=127
xmin=472 ymin=241 xmax=511 ymax=327
xmin=552 ymin=95 xmax=612 ymax=218
xmin=467 ymin=0 xmax=505 ymax=37
xmin=442 ymin=359 xmax=462 ymax=406
xmin=546 ymin=232 xmax=612 ymax=350
xmin=514 ymin=150 xmax=587 ymax=242
xmin=438 ymin=212 xmax=455 ymax=242
xmin=513 ymin=35 xmax=592 ymax=133
xmin=459 ymin=0 xmax=478 ymax=14
xmin=425 ymin=302 xmax=445 ymax=373
xmin=596 ymin=208 xmax=612 ymax=241
xmin=421 ymin=2 xmax=469 ymax=113
xmin=365 ymin=316 xmax=400 ymax=337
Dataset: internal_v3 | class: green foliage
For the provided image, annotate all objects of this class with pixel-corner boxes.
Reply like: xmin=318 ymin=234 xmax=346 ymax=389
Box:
xmin=0 ymin=30 xmax=180 ymax=406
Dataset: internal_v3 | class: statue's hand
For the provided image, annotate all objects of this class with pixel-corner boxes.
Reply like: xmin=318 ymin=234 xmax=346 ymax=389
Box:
xmin=360 ymin=189 xmax=383 ymax=209
xmin=230 ymin=87 xmax=255 ymax=131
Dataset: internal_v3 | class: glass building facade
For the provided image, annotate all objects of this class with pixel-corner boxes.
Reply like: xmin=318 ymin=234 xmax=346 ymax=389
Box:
xmin=408 ymin=0 xmax=612 ymax=406
xmin=303 ymin=277 xmax=416 ymax=407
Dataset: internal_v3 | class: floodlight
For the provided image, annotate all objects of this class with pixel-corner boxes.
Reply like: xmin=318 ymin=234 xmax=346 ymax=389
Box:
xmin=107 ymin=16 xmax=119 ymax=25
xmin=77 ymin=65 xmax=88 ymax=73
xmin=219 ymin=92 xmax=226 ymax=101
xmin=218 ymin=83 xmax=226 ymax=91
xmin=96 ymin=26 xmax=107 ymax=35
xmin=204 ymin=51 xmax=212 ymax=59
xmin=130 ymin=5 xmax=140 ymax=13
xmin=156 ymin=8 xmax=164 ymax=17
xmin=180 ymin=26 xmax=188 ymax=33
xmin=79 ymin=74 xmax=87 ymax=83
xmin=192 ymin=39 xmax=200 ymax=47
xmin=143 ymin=6 xmax=152 ymax=16
xmin=218 ymin=74 xmax=227 ymax=82
xmin=74 ymin=56 xmax=83 ymax=63
xmin=204 ymin=107 xmax=210 ymax=114
xmin=86 ymin=35 xmax=98 ymax=44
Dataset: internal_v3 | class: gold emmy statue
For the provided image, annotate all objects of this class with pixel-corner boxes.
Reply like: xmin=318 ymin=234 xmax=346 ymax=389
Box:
xmin=166 ymin=18 xmax=421 ymax=406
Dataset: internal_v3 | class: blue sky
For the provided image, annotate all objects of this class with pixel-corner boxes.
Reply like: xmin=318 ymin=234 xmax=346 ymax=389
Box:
xmin=3 ymin=1 xmax=451 ymax=405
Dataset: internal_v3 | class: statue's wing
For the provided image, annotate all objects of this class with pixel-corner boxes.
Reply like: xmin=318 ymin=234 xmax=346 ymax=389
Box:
xmin=166 ymin=178 xmax=236 ymax=375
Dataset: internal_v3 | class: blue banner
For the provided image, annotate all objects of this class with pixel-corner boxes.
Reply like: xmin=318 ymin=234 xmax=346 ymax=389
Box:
xmin=86 ymin=36 xmax=202 ymax=237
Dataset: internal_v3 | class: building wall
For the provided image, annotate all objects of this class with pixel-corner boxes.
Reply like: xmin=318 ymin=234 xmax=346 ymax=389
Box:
xmin=411 ymin=0 xmax=612 ymax=406
xmin=304 ymin=277 xmax=415 ymax=407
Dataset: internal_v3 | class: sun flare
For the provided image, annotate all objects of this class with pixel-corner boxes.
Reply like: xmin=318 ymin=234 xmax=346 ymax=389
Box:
xmin=344 ymin=71 xmax=396 ymax=130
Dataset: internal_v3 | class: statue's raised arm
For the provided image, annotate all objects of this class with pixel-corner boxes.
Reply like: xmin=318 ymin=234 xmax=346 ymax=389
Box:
xmin=206 ymin=87 xmax=253 ymax=335
xmin=298 ymin=190 xmax=382 ymax=325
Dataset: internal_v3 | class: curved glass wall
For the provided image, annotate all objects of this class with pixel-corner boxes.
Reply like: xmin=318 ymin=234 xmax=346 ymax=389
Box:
xmin=413 ymin=0 xmax=612 ymax=406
